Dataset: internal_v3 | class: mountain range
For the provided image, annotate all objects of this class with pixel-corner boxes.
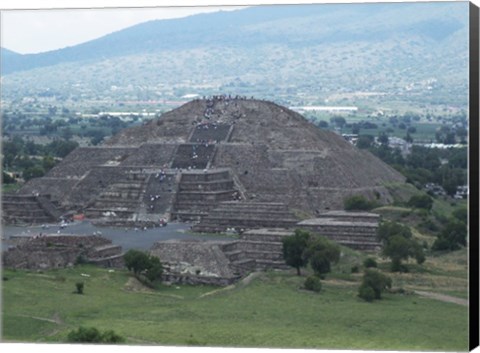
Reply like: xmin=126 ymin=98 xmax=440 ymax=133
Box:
xmin=1 ymin=2 xmax=470 ymax=109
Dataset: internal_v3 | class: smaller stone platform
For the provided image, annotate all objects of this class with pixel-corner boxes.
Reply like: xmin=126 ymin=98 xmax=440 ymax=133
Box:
xmin=3 ymin=234 xmax=124 ymax=269
xmin=297 ymin=211 xmax=381 ymax=251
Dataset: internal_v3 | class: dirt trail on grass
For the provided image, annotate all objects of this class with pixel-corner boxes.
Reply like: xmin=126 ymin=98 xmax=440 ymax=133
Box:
xmin=17 ymin=313 xmax=62 ymax=324
xmin=199 ymin=272 xmax=263 ymax=298
xmin=414 ymin=290 xmax=468 ymax=306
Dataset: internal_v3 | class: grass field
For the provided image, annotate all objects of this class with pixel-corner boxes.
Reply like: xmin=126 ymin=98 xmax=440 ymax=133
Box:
xmin=1 ymin=257 xmax=468 ymax=351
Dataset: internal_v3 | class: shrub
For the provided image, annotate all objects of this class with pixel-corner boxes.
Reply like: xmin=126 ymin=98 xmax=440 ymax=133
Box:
xmin=304 ymin=236 xmax=340 ymax=278
xmin=304 ymin=275 xmax=322 ymax=292
xmin=350 ymin=265 xmax=360 ymax=273
xmin=361 ymin=269 xmax=392 ymax=300
xmin=432 ymin=219 xmax=467 ymax=251
xmin=344 ymin=195 xmax=377 ymax=211
xmin=75 ymin=282 xmax=84 ymax=294
xmin=75 ymin=254 xmax=88 ymax=265
xmin=363 ymin=257 xmax=377 ymax=268
xmin=124 ymin=249 xmax=163 ymax=282
xmin=67 ymin=326 xmax=125 ymax=343
xmin=358 ymin=283 xmax=376 ymax=302
xmin=407 ymin=194 xmax=433 ymax=210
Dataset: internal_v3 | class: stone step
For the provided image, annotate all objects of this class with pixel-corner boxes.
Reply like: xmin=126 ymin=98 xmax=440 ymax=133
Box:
xmin=230 ymin=258 xmax=256 ymax=274
xmin=240 ymin=233 xmax=293 ymax=243
xmin=239 ymin=240 xmax=283 ymax=252
xmin=180 ymin=170 xmax=230 ymax=183
xmin=254 ymin=259 xmax=289 ymax=270
xmin=215 ymin=202 xmax=290 ymax=211
xmin=223 ymin=249 xmax=244 ymax=262
xmin=175 ymin=190 xmax=236 ymax=202
xmin=170 ymin=211 xmax=208 ymax=222
xmin=196 ymin=217 xmax=298 ymax=227
xmin=178 ymin=180 xmax=235 ymax=192
xmin=244 ymin=250 xmax=283 ymax=261
xmin=206 ymin=210 xmax=297 ymax=219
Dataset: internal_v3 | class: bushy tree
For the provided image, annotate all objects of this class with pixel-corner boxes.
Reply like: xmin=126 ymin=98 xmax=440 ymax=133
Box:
xmin=407 ymin=194 xmax=433 ymax=211
xmin=304 ymin=275 xmax=322 ymax=292
xmin=432 ymin=220 xmax=467 ymax=251
xmin=358 ymin=269 xmax=392 ymax=301
xmin=377 ymin=221 xmax=425 ymax=272
xmin=124 ymin=249 xmax=163 ymax=281
xmin=23 ymin=166 xmax=45 ymax=181
xmin=344 ymin=195 xmax=377 ymax=211
xmin=304 ymin=236 xmax=340 ymax=278
xmin=282 ymin=229 xmax=311 ymax=276
xmin=75 ymin=282 xmax=84 ymax=294
xmin=363 ymin=257 xmax=378 ymax=268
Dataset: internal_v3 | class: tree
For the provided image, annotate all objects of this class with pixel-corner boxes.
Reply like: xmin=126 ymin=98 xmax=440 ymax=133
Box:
xmin=344 ymin=195 xmax=377 ymax=211
xmin=23 ymin=166 xmax=45 ymax=181
xmin=330 ymin=116 xmax=346 ymax=129
xmin=358 ymin=269 xmax=392 ymax=301
xmin=304 ymin=236 xmax=340 ymax=278
xmin=2 ymin=172 xmax=15 ymax=184
xmin=282 ymin=229 xmax=311 ymax=275
xmin=75 ymin=282 xmax=84 ymax=294
xmin=363 ymin=257 xmax=377 ymax=268
xmin=356 ymin=135 xmax=374 ymax=149
xmin=377 ymin=221 xmax=424 ymax=272
xmin=304 ymin=275 xmax=322 ymax=292
xmin=123 ymin=249 xmax=163 ymax=281
xmin=407 ymin=194 xmax=433 ymax=211
xmin=432 ymin=220 xmax=467 ymax=251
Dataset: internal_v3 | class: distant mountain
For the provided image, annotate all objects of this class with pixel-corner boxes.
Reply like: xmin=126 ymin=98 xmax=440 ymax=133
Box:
xmin=0 ymin=2 xmax=469 ymax=108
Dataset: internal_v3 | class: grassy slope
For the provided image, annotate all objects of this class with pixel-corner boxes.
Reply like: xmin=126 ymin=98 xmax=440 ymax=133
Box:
xmin=2 ymin=263 xmax=468 ymax=351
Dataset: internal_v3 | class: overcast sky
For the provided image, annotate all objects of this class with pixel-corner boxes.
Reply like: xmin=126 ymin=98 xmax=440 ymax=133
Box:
xmin=0 ymin=0 xmax=473 ymax=55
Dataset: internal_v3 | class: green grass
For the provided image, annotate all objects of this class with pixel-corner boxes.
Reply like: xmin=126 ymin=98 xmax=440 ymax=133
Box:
xmin=1 ymin=264 xmax=468 ymax=351
xmin=2 ymin=183 xmax=22 ymax=193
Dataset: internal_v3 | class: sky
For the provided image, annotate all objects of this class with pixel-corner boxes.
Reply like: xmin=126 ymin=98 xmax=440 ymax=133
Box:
xmin=0 ymin=0 xmax=476 ymax=54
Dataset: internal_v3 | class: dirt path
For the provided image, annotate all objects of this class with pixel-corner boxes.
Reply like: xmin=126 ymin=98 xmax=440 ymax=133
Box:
xmin=199 ymin=272 xmax=263 ymax=298
xmin=17 ymin=313 xmax=61 ymax=324
xmin=414 ymin=290 xmax=468 ymax=306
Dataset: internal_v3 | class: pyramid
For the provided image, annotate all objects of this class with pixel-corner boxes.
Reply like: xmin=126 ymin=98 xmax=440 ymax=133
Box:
xmin=6 ymin=97 xmax=404 ymax=227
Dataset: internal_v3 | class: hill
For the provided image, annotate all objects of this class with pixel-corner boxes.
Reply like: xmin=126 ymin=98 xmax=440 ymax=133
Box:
xmin=0 ymin=2 xmax=469 ymax=108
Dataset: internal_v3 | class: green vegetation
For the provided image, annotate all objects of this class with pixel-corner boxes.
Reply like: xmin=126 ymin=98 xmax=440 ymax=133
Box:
xmin=304 ymin=275 xmax=322 ymax=293
xmin=377 ymin=221 xmax=425 ymax=272
xmin=304 ymin=236 xmax=341 ymax=279
xmin=67 ymin=326 xmax=125 ymax=343
xmin=75 ymin=282 xmax=84 ymax=295
xmin=407 ymin=194 xmax=433 ymax=211
xmin=123 ymin=249 xmax=163 ymax=283
xmin=281 ymin=229 xmax=311 ymax=276
xmin=282 ymin=230 xmax=340 ymax=279
xmin=1 ymin=264 xmax=468 ymax=350
xmin=363 ymin=257 xmax=378 ymax=268
xmin=358 ymin=269 xmax=392 ymax=302
xmin=344 ymin=195 xmax=379 ymax=211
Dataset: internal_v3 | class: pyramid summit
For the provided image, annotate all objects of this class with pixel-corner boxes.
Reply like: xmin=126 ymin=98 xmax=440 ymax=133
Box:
xmin=4 ymin=97 xmax=404 ymax=229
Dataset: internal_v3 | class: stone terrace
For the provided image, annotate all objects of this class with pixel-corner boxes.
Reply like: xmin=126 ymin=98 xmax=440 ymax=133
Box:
xmin=189 ymin=123 xmax=233 ymax=143
xmin=3 ymin=234 xmax=123 ymax=269
xmin=297 ymin=211 xmax=381 ymax=251
xmin=150 ymin=239 xmax=240 ymax=286
xmin=170 ymin=143 xmax=215 ymax=169
xmin=171 ymin=169 xmax=238 ymax=222
xmin=85 ymin=171 xmax=149 ymax=224
xmin=2 ymin=194 xmax=61 ymax=225
xmin=192 ymin=202 xmax=299 ymax=233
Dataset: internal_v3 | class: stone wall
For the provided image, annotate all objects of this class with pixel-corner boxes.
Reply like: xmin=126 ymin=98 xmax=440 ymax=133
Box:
xmin=2 ymin=234 xmax=123 ymax=269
